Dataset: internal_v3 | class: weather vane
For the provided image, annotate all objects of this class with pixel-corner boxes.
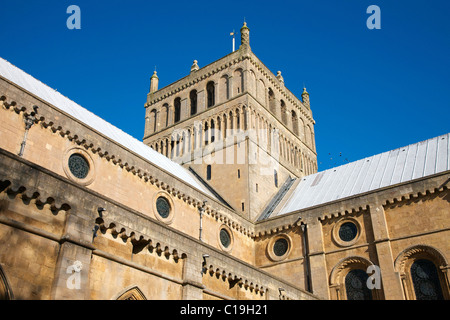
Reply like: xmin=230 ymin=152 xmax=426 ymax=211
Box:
xmin=230 ymin=29 xmax=235 ymax=52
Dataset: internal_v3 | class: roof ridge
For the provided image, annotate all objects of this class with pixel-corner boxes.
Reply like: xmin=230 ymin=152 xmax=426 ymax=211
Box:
xmin=274 ymin=132 xmax=450 ymax=217
xmin=0 ymin=56 xmax=217 ymax=200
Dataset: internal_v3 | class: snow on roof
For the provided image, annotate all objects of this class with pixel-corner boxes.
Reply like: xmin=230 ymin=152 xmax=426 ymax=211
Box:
xmin=0 ymin=57 xmax=217 ymax=200
xmin=276 ymin=133 xmax=450 ymax=216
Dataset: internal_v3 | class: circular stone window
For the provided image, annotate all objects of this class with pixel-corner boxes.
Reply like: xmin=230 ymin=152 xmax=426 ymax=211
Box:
xmin=218 ymin=225 xmax=233 ymax=252
xmin=339 ymin=222 xmax=358 ymax=242
xmin=273 ymin=238 xmax=289 ymax=257
xmin=332 ymin=218 xmax=361 ymax=247
xmin=68 ymin=154 xmax=90 ymax=179
xmin=220 ymin=229 xmax=231 ymax=248
xmin=267 ymin=234 xmax=291 ymax=261
xmin=156 ymin=197 xmax=171 ymax=219
xmin=63 ymin=147 xmax=95 ymax=185
xmin=152 ymin=191 xmax=175 ymax=224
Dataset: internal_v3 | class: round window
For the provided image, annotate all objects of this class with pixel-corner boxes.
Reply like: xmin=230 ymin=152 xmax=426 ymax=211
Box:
xmin=68 ymin=154 xmax=90 ymax=179
xmin=339 ymin=222 xmax=358 ymax=242
xmin=156 ymin=197 xmax=171 ymax=219
xmin=219 ymin=228 xmax=231 ymax=248
xmin=273 ymin=238 xmax=289 ymax=257
xmin=267 ymin=235 xmax=291 ymax=261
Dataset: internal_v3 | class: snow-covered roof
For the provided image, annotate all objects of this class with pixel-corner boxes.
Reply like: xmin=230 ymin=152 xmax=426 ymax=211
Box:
xmin=276 ymin=133 xmax=450 ymax=216
xmin=0 ymin=57 xmax=217 ymax=200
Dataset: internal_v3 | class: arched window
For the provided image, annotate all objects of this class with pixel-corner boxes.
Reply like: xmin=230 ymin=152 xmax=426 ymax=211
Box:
xmin=234 ymin=68 xmax=243 ymax=95
xmin=207 ymin=81 xmax=215 ymax=107
xmin=162 ymin=103 xmax=169 ymax=128
xmin=210 ymin=119 xmax=215 ymax=143
xmin=345 ymin=269 xmax=373 ymax=300
xmin=305 ymin=124 xmax=312 ymax=147
xmin=291 ymin=110 xmax=299 ymax=136
xmin=204 ymin=122 xmax=209 ymax=145
xmin=0 ymin=265 xmax=13 ymax=300
xmin=174 ymin=98 xmax=181 ymax=123
xmin=190 ymin=90 xmax=197 ymax=115
xmin=149 ymin=109 xmax=157 ymax=133
xmin=206 ymin=165 xmax=211 ymax=181
xmin=280 ymin=100 xmax=287 ymax=125
xmin=268 ymin=88 xmax=276 ymax=114
xmin=411 ymin=259 xmax=444 ymax=300
xmin=115 ymin=286 xmax=147 ymax=300
xmin=220 ymin=75 xmax=229 ymax=102
xmin=274 ymin=169 xmax=278 ymax=188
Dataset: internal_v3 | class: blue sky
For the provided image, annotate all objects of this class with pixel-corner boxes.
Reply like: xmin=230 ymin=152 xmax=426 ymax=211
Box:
xmin=1 ymin=0 xmax=449 ymax=171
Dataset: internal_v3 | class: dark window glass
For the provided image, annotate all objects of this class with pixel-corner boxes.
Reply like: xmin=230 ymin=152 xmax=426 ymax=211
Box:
xmin=174 ymin=98 xmax=181 ymax=123
xmin=207 ymin=82 xmax=215 ymax=107
xmin=190 ymin=90 xmax=197 ymax=115
xmin=273 ymin=238 xmax=288 ymax=257
xmin=68 ymin=154 xmax=89 ymax=179
xmin=274 ymin=170 xmax=278 ymax=188
xmin=339 ymin=222 xmax=358 ymax=242
xmin=411 ymin=259 xmax=444 ymax=300
xmin=345 ymin=269 xmax=373 ymax=300
xmin=156 ymin=197 xmax=171 ymax=219
xmin=220 ymin=229 xmax=231 ymax=248
xmin=206 ymin=165 xmax=211 ymax=181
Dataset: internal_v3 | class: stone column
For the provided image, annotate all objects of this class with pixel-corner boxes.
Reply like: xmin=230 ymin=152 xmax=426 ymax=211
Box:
xmin=214 ymin=81 xmax=218 ymax=107
xmin=369 ymin=204 xmax=405 ymax=299
xmin=242 ymin=69 xmax=248 ymax=94
xmin=181 ymin=98 xmax=189 ymax=121
xmin=181 ymin=253 xmax=204 ymax=300
xmin=168 ymin=105 xmax=174 ymax=126
xmin=162 ymin=139 xmax=166 ymax=157
xmin=51 ymin=241 xmax=93 ymax=299
xmin=221 ymin=116 xmax=226 ymax=140
xmin=168 ymin=140 xmax=173 ymax=159
xmin=51 ymin=210 xmax=94 ymax=299
xmin=232 ymin=111 xmax=238 ymax=136
xmin=197 ymin=90 xmax=206 ymax=113
xmin=228 ymin=76 xmax=233 ymax=98
xmin=305 ymin=219 xmax=329 ymax=299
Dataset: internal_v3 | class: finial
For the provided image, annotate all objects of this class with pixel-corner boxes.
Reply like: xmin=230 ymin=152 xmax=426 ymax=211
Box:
xmin=276 ymin=71 xmax=284 ymax=84
xmin=240 ymin=21 xmax=250 ymax=49
xmin=150 ymin=69 xmax=159 ymax=93
xmin=191 ymin=60 xmax=199 ymax=73
xmin=302 ymin=86 xmax=310 ymax=108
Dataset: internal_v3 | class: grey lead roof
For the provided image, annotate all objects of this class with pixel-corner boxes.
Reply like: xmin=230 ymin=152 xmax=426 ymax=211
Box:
xmin=0 ymin=57 xmax=217 ymax=200
xmin=276 ymin=132 xmax=450 ymax=217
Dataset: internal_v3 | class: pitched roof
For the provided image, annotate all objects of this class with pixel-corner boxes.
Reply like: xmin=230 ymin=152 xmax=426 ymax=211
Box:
xmin=0 ymin=57 xmax=218 ymax=200
xmin=276 ymin=133 xmax=450 ymax=216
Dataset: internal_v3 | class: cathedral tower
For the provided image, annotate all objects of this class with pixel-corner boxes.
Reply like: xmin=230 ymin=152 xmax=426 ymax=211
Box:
xmin=143 ymin=23 xmax=317 ymax=221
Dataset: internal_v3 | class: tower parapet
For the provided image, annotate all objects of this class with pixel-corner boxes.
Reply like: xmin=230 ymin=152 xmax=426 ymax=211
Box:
xmin=143 ymin=24 xmax=317 ymax=220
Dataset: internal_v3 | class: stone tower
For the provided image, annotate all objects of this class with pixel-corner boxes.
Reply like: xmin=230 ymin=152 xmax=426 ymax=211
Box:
xmin=143 ymin=23 xmax=317 ymax=221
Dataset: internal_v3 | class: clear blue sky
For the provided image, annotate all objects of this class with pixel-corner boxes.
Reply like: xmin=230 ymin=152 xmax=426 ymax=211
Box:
xmin=1 ymin=0 xmax=449 ymax=171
